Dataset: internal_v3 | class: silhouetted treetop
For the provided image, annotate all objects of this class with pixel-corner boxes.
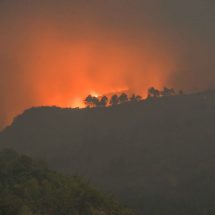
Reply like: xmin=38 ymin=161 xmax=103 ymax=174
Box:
xmin=99 ymin=96 xmax=108 ymax=107
xmin=161 ymin=87 xmax=175 ymax=97
xmin=110 ymin=94 xmax=119 ymax=106
xmin=84 ymin=95 xmax=100 ymax=107
xmin=84 ymin=95 xmax=94 ymax=107
xmin=119 ymin=93 xmax=129 ymax=104
xmin=130 ymin=94 xmax=142 ymax=102
xmin=148 ymin=87 xmax=160 ymax=98
xmin=84 ymin=86 xmax=181 ymax=108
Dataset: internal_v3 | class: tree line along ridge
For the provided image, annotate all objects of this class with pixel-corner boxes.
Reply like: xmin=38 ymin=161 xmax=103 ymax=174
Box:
xmin=84 ymin=87 xmax=184 ymax=108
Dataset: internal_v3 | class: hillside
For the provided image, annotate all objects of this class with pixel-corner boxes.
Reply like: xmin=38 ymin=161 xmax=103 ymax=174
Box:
xmin=1 ymin=90 xmax=215 ymax=214
xmin=0 ymin=149 xmax=133 ymax=215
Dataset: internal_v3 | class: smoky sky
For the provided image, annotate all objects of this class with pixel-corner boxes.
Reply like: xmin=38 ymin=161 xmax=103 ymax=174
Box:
xmin=0 ymin=0 xmax=215 ymax=128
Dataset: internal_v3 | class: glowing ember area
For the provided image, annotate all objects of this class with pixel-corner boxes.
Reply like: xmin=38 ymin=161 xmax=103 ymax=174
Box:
xmin=23 ymin=24 xmax=175 ymax=105
xmin=0 ymin=22 xmax=177 ymax=128
xmin=90 ymin=92 xmax=99 ymax=98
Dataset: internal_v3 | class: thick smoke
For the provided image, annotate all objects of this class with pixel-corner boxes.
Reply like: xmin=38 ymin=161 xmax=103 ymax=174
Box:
xmin=0 ymin=0 xmax=215 ymax=128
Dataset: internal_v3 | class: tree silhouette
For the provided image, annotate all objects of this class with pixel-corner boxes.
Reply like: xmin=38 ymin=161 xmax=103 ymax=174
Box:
xmin=135 ymin=95 xmax=142 ymax=101
xmin=84 ymin=95 xmax=93 ymax=107
xmin=119 ymin=93 xmax=128 ymax=104
xmin=92 ymin=96 xmax=99 ymax=107
xmin=161 ymin=87 xmax=175 ymax=97
xmin=148 ymin=87 xmax=160 ymax=98
xmin=84 ymin=95 xmax=99 ymax=107
xmin=99 ymin=96 xmax=108 ymax=107
xmin=130 ymin=94 xmax=142 ymax=102
xmin=110 ymin=95 xmax=119 ymax=106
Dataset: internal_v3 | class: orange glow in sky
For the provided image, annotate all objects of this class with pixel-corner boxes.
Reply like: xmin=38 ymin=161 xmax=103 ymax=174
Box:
xmin=0 ymin=22 xmax=177 ymax=128
xmin=1 ymin=1 xmax=214 ymax=130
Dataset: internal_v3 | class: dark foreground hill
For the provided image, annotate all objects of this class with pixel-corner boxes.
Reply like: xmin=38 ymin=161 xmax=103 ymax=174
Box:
xmin=1 ymin=90 xmax=215 ymax=214
xmin=0 ymin=149 xmax=133 ymax=215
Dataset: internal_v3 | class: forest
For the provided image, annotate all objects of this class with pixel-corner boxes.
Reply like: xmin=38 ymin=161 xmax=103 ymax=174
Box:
xmin=83 ymin=87 xmax=181 ymax=107
xmin=0 ymin=149 xmax=133 ymax=215
xmin=1 ymin=0 xmax=215 ymax=214
xmin=1 ymin=90 xmax=215 ymax=215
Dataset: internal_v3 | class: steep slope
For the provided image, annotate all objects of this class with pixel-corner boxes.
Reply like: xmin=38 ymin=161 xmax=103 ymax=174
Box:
xmin=1 ymin=91 xmax=215 ymax=214
xmin=0 ymin=149 xmax=133 ymax=215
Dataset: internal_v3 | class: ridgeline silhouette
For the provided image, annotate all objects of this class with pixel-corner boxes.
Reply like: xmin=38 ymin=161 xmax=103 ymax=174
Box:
xmin=1 ymin=89 xmax=215 ymax=215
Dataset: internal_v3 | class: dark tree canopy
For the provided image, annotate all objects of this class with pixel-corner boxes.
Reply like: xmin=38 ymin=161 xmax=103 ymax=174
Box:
xmin=161 ymin=87 xmax=175 ymax=97
xmin=147 ymin=87 xmax=160 ymax=98
xmin=84 ymin=95 xmax=100 ymax=107
xmin=130 ymin=94 xmax=142 ymax=102
xmin=110 ymin=95 xmax=119 ymax=106
xmin=99 ymin=96 xmax=108 ymax=107
xmin=91 ymin=96 xmax=100 ymax=107
xmin=119 ymin=93 xmax=129 ymax=104
xmin=0 ymin=149 xmax=133 ymax=215
xmin=84 ymin=86 xmax=178 ymax=109
xmin=84 ymin=95 xmax=94 ymax=107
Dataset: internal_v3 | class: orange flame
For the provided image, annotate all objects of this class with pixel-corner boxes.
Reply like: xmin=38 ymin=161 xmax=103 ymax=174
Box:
xmin=0 ymin=21 xmax=177 ymax=128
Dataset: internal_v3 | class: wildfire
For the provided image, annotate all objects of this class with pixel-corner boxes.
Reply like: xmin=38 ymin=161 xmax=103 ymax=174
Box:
xmin=90 ymin=91 xmax=99 ymax=98
xmin=0 ymin=21 xmax=177 ymax=128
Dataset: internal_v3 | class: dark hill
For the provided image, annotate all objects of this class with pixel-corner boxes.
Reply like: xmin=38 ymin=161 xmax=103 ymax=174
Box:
xmin=1 ymin=91 xmax=215 ymax=214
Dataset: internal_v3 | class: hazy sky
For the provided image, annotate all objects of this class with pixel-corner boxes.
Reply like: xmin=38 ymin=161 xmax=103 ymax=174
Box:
xmin=0 ymin=0 xmax=215 ymax=128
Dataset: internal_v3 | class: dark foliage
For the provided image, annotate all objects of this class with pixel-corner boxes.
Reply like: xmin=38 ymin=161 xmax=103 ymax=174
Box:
xmin=84 ymin=92 xmax=143 ymax=108
xmin=147 ymin=87 xmax=160 ymax=98
xmin=161 ymin=87 xmax=175 ymax=97
xmin=118 ymin=93 xmax=129 ymax=104
xmin=0 ymin=149 xmax=133 ymax=215
xmin=1 ymin=90 xmax=215 ymax=214
xmin=130 ymin=94 xmax=142 ymax=102
xmin=84 ymin=95 xmax=100 ymax=107
xmin=99 ymin=96 xmax=108 ymax=107
xmin=110 ymin=94 xmax=119 ymax=106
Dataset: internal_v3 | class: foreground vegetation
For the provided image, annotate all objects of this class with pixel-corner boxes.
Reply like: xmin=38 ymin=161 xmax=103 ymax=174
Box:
xmin=0 ymin=149 xmax=133 ymax=215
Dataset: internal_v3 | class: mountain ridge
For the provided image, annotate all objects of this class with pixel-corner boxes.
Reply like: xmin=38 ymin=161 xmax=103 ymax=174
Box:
xmin=1 ymin=90 xmax=215 ymax=214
